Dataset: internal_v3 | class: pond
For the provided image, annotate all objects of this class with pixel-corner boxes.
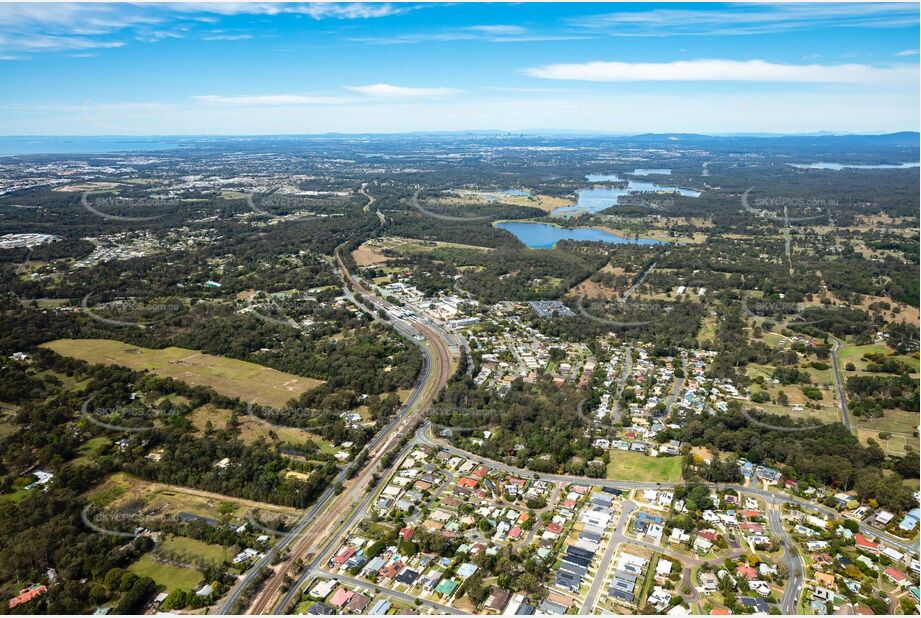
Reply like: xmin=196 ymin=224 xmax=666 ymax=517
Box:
xmin=495 ymin=221 xmax=664 ymax=249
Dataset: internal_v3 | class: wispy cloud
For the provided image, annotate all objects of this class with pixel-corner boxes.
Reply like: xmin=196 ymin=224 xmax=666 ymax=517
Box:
xmin=570 ymin=3 xmax=919 ymax=37
xmin=0 ymin=32 xmax=126 ymax=54
xmin=345 ymin=83 xmax=461 ymax=98
xmin=524 ymin=59 xmax=919 ymax=84
xmin=0 ymin=3 xmax=412 ymax=58
xmin=896 ymin=48 xmax=919 ymax=56
xmin=170 ymin=3 xmax=411 ymax=20
xmin=202 ymin=33 xmax=253 ymax=41
xmin=192 ymin=94 xmax=348 ymax=106
xmin=352 ymin=24 xmax=590 ymax=45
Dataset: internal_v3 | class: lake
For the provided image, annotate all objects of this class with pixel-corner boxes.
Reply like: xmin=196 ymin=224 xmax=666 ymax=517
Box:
xmin=631 ymin=168 xmax=672 ymax=176
xmin=495 ymin=221 xmax=664 ymax=249
xmin=555 ymin=174 xmax=701 ymax=215
xmin=789 ymin=162 xmax=920 ymax=170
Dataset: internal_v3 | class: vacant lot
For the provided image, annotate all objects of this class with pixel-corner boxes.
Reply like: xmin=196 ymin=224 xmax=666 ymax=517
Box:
xmin=87 ymin=472 xmax=298 ymax=523
xmin=838 ymin=342 xmax=919 ymax=375
xmin=42 ymin=338 xmax=322 ymax=407
xmin=160 ymin=535 xmax=229 ymax=566
xmin=129 ymin=554 xmax=202 ymax=592
xmin=353 ymin=236 xmax=492 ymax=268
xmin=856 ymin=409 xmax=920 ymax=456
xmin=606 ymin=451 xmax=682 ymax=483
xmin=189 ymin=404 xmax=335 ymax=453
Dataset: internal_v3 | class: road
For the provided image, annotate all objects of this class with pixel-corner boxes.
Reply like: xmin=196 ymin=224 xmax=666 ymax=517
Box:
xmin=580 ymin=501 xmax=635 ymax=613
xmin=253 ymin=419 xmax=916 ymax=615
xmin=273 ymin=435 xmax=422 ymax=613
xmin=578 ymin=497 xmax=748 ymax=614
xmin=611 ymin=346 xmax=632 ymax=424
xmin=315 ymin=571 xmax=466 ymax=615
xmin=218 ymin=221 xmax=457 ymax=614
xmin=621 ymin=257 xmax=661 ymax=301
xmin=359 ymin=182 xmax=375 ymax=213
xmin=767 ymin=499 xmax=804 ymax=614
xmin=418 ymin=424 xmax=920 ymax=556
xmin=829 ymin=336 xmax=853 ymax=433
xmin=664 ymin=375 xmax=685 ymax=411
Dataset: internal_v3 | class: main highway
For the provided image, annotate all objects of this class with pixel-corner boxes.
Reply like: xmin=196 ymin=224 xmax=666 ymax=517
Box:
xmin=216 ymin=197 xmax=457 ymax=614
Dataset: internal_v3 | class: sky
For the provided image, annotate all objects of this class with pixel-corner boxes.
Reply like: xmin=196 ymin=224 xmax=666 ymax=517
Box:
xmin=0 ymin=2 xmax=919 ymax=135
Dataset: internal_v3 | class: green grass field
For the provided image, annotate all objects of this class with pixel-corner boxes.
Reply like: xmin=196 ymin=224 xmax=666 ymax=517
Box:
xmin=73 ymin=436 xmax=112 ymax=466
xmin=606 ymin=451 xmax=683 ymax=483
xmin=159 ymin=536 xmax=229 ymax=566
xmin=42 ymin=338 xmax=323 ymax=407
xmin=129 ymin=554 xmax=202 ymax=592
xmin=856 ymin=409 xmax=920 ymax=456
xmin=838 ymin=343 xmax=919 ymax=374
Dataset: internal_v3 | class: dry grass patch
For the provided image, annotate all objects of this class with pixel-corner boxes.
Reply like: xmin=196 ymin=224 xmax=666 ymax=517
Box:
xmin=42 ymin=338 xmax=322 ymax=407
xmin=87 ymin=472 xmax=298 ymax=521
xmin=189 ymin=404 xmax=335 ymax=453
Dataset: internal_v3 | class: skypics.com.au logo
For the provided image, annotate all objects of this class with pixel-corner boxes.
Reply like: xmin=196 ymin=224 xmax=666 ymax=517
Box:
xmin=81 ymin=193 xmax=180 ymax=222
xmin=81 ymin=292 xmax=184 ymax=328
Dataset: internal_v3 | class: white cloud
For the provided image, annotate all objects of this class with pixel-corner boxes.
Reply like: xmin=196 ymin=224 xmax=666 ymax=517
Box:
xmin=524 ymin=59 xmax=919 ymax=84
xmin=345 ymin=83 xmax=461 ymax=98
xmin=192 ymin=94 xmax=349 ymax=106
xmin=0 ymin=32 xmax=126 ymax=54
xmin=202 ymin=33 xmax=253 ymax=41
xmin=169 ymin=3 xmax=408 ymax=20
xmin=896 ymin=49 xmax=919 ymax=56
xmin=0 ymin=3 xmax=410 ymax=57
xmin=352 ymin=24 xmax=590 ymax=45
xmin=570 ymin=4 xmax=919 ymax=36
xmin=467 ymin=25 xmax=528 ymax=36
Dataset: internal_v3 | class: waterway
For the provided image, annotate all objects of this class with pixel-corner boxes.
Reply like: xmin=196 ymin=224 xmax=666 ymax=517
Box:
xmin=495 ymin=221 xmax=663 ymax=249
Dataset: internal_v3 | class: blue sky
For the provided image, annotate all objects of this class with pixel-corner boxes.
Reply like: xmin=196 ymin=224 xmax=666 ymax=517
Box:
xmin=0 ymin=2 xmax=918 ymax=135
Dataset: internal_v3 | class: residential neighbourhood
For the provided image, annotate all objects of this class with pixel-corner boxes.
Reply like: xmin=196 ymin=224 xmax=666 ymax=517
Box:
xmin=288 ymin=438 xmax=920 ymax=615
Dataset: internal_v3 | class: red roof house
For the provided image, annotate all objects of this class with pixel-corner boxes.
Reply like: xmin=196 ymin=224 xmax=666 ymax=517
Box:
xmin=736 ymin=564 xmax=757 ymax=581
xmin=855 ymin=533 xmax=879 ymax=552
xmin=9 ymin=585 xmax=47 ymax=609
xmin=329 ymin=588 xmax=354 ymax=608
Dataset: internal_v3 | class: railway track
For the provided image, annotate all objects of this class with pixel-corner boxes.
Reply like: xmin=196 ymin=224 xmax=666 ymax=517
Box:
xmin=222 ymin=230 xmax=456 ymax=615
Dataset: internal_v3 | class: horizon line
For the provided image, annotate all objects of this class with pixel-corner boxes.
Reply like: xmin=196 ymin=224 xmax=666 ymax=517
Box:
xmin=2 ymin=130 xmax=919 ymax=139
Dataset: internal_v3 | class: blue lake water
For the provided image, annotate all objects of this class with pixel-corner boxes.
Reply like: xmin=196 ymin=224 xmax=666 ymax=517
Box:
xmin=789 ymin=162 xmax=920 ymax=170
xmin=495 ymin=221 xmax=664 ymax=249
xmin=556 ymin=174 xmax=701 ymax=214
xmin=631 ymin=168 xmax=672 ymax=176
